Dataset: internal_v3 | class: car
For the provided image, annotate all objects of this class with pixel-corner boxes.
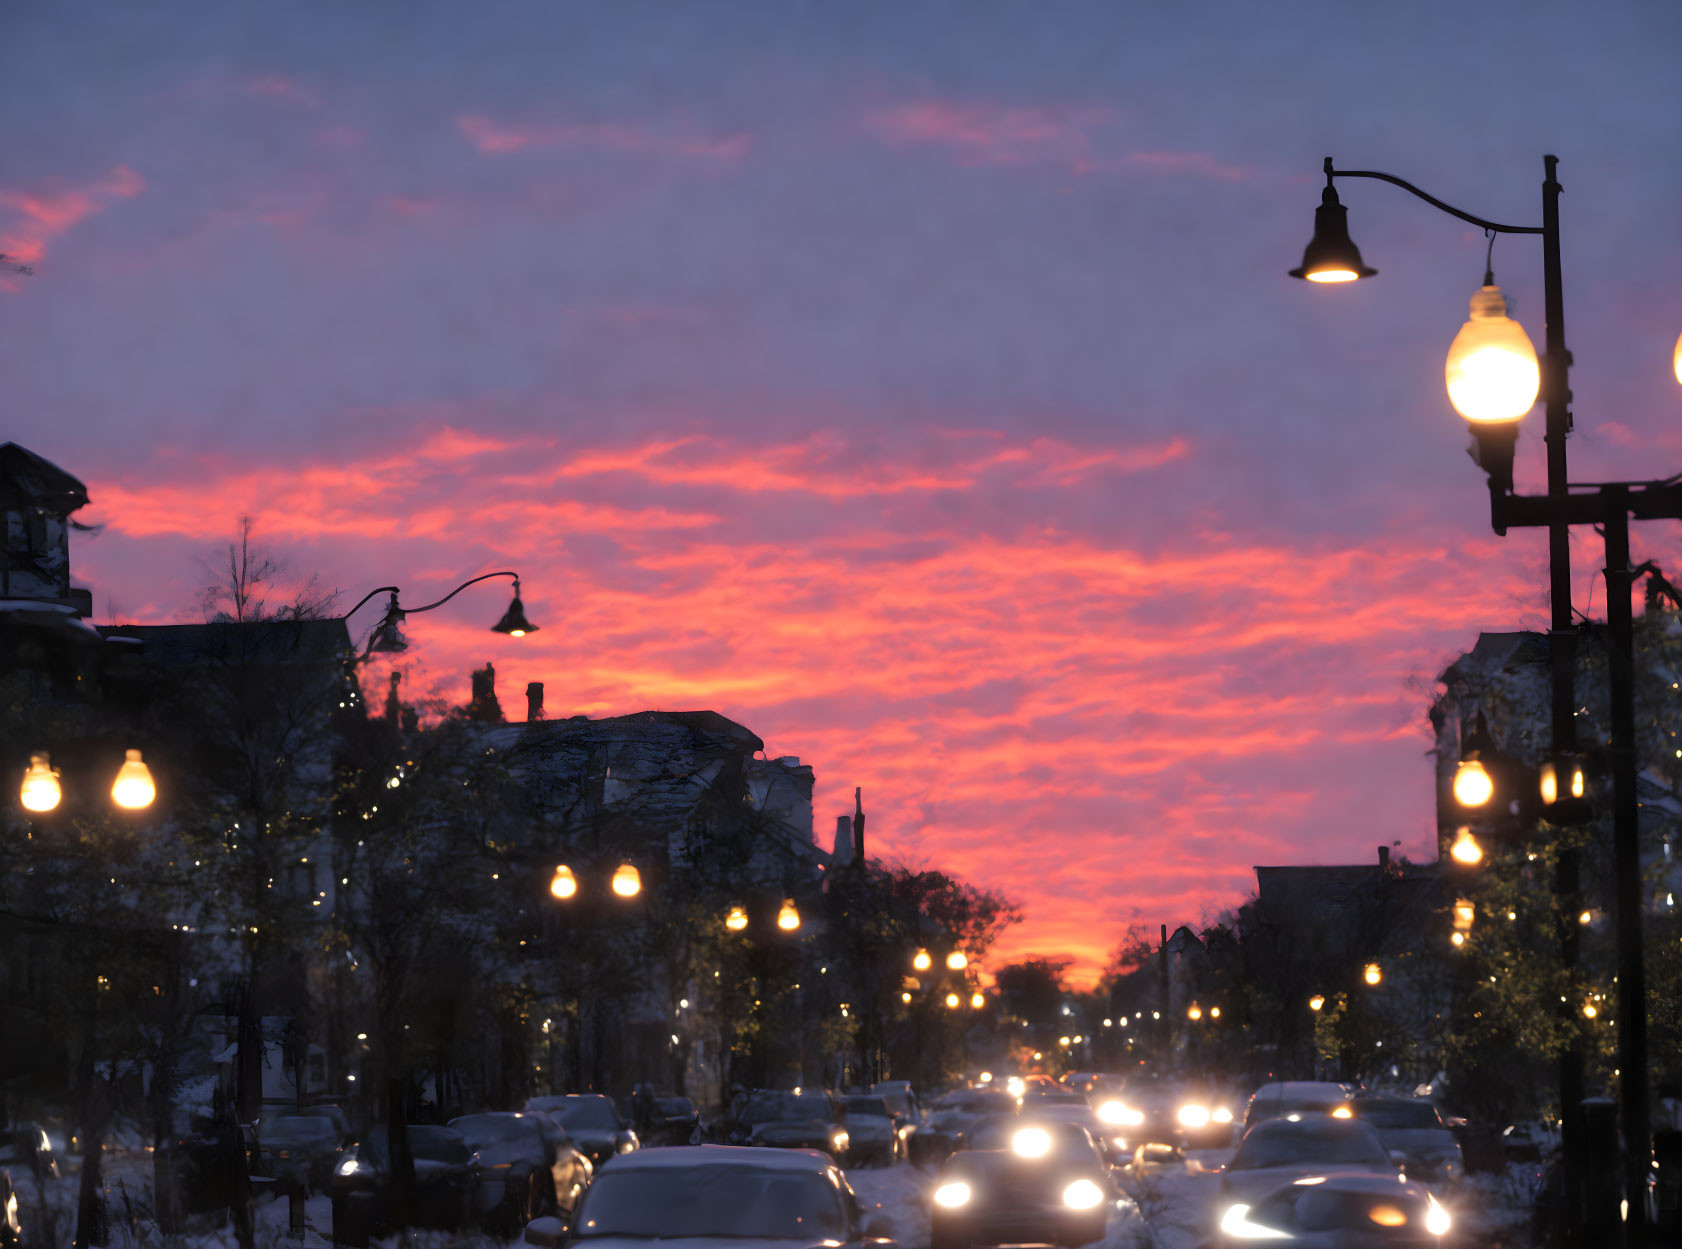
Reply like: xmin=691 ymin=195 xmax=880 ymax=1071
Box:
xmin=930 ymin=1117 xmax=1130 ymax=1249
xmin=256 ymin=1114 xmax=342 ymax=1192
xmin=1216 ymin=1171 xmax=1455 ymax=1246
xmin=913 ymin=1089 xmax=1017 ymax=1165
xmin=730 ymin=1090 xmax=850 ymax=1161
xmin=1350 ymin=1097 xmax=1464 ymax=1188
xmin=0 ymin=1123 xmax=58 ymax=1182
xmin=1216 ymin=1117 xmax=1401 ymax=1224
xmin=1243 ymin=1082 xmax=1355 ymax=1131
xmin=869 ymin=1081 xmax=923 ymax=1125
xmin=645 ymin=1097 xmax=699 ymax=1148
xmin=841 ymin=1095 xmax=909 ymax=1166
xmin=448 ymin=1112 xmax=590 ymax=1233
xmin=526 ymin=1095 xmax=638 ymax=1167
xmin=1 ymin=1170 xmax=21 ymax=1249
xmin=1166 ymin=1088 xmax=1240 ymax=1149
xmin=328 ymin=1124 xmax=478 ymax=1246
xmin=1092 ymin=1083 xmax=1178 ymax=1154
xmin=1012 ymin=1097 xmax=1125 ymax=1165
xmin=565 ymin=1144 xmax=897 ymax=1248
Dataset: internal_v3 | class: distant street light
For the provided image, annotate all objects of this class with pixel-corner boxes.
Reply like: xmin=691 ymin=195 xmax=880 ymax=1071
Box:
xmin=970 ymin=992 xmax=986 ymax=1010
xmin=342 ymin=570 xmax=538 ymax=657
xmin=1309 ymin=994 xmax=1326 ymax=1012
xmin=611 ymin=863 xmax=643 ymax=898
xmin=945 ymin=993 xmax=961 ymax=1010
xmin=20 ymin=754 xmax=62 ymax=812
xmin=725 ymin=905 xmax=749 ymax=931
xmin=776 ymin=899 xmax=800 ymax=931
xmin=912 ymin=948 xmax=932 ymax=971
xmin=946 ymin=950 xmax=968 ymax=971
xmin=550 ymin=865 xmax=578 ymax=900
xmin=1449 ymin=827 xmax=1484 ymax=867
xmin=1363 ymin=963 xmax=1383 ymax=987
xmin=1187 ymin=1003 xmax=1203 ymax=1021
xmin=110 ymin=750 xmax=157 ymax=810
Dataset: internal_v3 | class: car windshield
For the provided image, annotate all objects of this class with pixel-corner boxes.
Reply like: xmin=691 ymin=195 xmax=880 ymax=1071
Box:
xmin=575 ymin=1164 xmax=846 ymax=1239
xmin=968 ymin=1119 xmax=1095 ymax=1162
xmin=843 ymin=1097 xmax=891 ymax=1119
xmin=1230 ymin=1124 xmax=1387 ymax=1170
xmin=449 ymin=1115 xmax=543 ymax=1148
xmin=361 ymin=1127 xmax=471 ymax=1165
xmin=556 ymin=1100 xmax=621 ymax=1131
xmin=262 ymin=1118 xmax=337 ymax=1144
xmin=743 ymin=1094 xmax=832 ymax=1124
xmin=1355 ymin=1101 xmax=1443 ymax=1130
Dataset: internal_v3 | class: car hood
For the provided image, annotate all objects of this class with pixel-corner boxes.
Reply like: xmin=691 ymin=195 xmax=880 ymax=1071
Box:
xmin=1219 ymin=1164 xmax=1397 ymax=1208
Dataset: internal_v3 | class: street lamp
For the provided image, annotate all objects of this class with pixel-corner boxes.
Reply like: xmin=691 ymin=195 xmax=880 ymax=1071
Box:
xmin=1362 ymin=963 xmax=1382 ymax=987
xmin=1292 ymin=153 xmax=1682 ymax=1239
xmin=20 ymin=753 xmax=61 ymax=812
xmin=549 ymin=865 xmax=578 ymax=900
xmin=725 ymin=905 xmax=749 ymax=931
xmin=611 ymin=863 xmax=643 ymax=898
xmin=18 ymin=748 xmax=156 ymax=813
xmin=945 ymin=950 xmax=968 ymax=971
xmin=912 ymin=948 xmax=932 ymax=971
xmin=1448 ymin=826 xmax=1484 ymax=867
xmin=1308 ymin=994 xmax=1325 ymax=1012
xmin=776 ymin=899 xmax=800 ymax=931
xmin=342 ymin=571 xmax=539 ymax=657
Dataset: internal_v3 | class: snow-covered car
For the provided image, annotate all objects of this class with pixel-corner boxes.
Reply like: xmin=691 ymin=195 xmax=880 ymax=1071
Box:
xmin=1216 ymin=1117 xmax=1400 ymax=1227
xmin=1217 ymin=1171 xmax=1454 ymax=1245
xmin=1242 ymin=1081 xmax=1356 ymax=1131
xmin=328 ymin=1124 xmax=477 ymax=1246
xmin=448 ymin=1112 xmax=589 ymax=1233
xmin=256 ymin=1114 xmax=341 ymax=1192
xmin=930 ymin=1118 xmax=1131 ymax=1249
xmin=1351 ymin=1097 xmax=1464 ymax=1188
xmin=912 ymin=1089 xmax=1016 ymax=1165
xmin=869 ymin=1081 xmax=923 ymax=1125
xmin=732 ymin=1090 xmax=850 ymax=1162
xmin=566 ymin=1145 xmax=897 ymax=1248
xmin=841 ymin=1095 xmax=908 ymax=1166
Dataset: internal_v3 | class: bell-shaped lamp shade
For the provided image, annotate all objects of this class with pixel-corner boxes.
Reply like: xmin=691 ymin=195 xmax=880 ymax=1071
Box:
xmin=21 ymin=753 xmax=62 ymax=813
xmin=550 ymin=864 xmax=578 ymax=900
xmin=1363 ymin=962 xmax=1383 ymax=986
xmin=1453 ymin=759 xmax=1494 ymax=808
xmin=1288 ymin=186 xmax=1377 ymax=282
xmin=945 ymin=950 xmax=968 ymax=971
xmin=111 ymin=749 xmax=156 ymax=810
xmin=491 ymin=591 xmax=538 ymax=637
xmin=1445 ymin=285 xmax=1540 ymax=422
xmin=1449 ymin=826 xmax=1484 ymax=866
xmin=612 ymin=863 xmax=642 ymax=898
xmin=725 ymin=905 xmax=749 ymax=931
xmin=368 ymin=614 xmax=408 ymax=654
xmin=912 ymin=948 xmax=932 ymax=971
xmin=777 ymin=899 xmax=800 ymax=931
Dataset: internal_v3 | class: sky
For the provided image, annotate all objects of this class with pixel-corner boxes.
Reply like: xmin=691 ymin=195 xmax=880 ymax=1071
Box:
xmin=5 ymin=1 xmax=1682 ymax=984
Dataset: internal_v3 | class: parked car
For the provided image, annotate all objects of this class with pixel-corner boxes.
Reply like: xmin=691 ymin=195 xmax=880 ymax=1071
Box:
xmin=1216 ymin=1117 xmax=1401 ymax=1229
xmin=645 ymin=1097 xmax=699 ymax=1148
xmin=841 ymin=1095 xmax=910 ymax=1166
xmin=1217 ymin=1171 xmax=1454 ymax=1246
xmin=930 ymin=1117 xmax=1130 ymax=1249
xmin=870 ymin=1081 xmax=923 ymax=1125
xmin=564 ymin=1144 xmax=896 ymax=1248
xmin=328 ymin=1124 xmax=477 ymax=1246
xmin=1243 ymin=1081 xmax=1356 ymax=1131
xmin=731 ymin=1090 xmax=850 ymax=1162
xmin=449 ymin=1112 xmax=589 ymax=1233
xmin=1351 ymin=1096 xmax=1464 ymax=1188
xmin=912 ymin=1089 xmax=1017 ymax=1165
xmin=526 ymin=1095 xmax=638 ymax=1168
xmin=1 ymin=1170 xmax=22 ymax=1249
xmin=256 ymin=1114 xmax=342 ymax=1192
xmin=0 ymin=1123 xmax=58 ymax=1181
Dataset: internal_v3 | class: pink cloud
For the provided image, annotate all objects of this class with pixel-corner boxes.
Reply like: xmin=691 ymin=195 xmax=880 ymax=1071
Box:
xmin=247 ymin=75 xmax=323 ymax=109
xmin=0 ymin=165 xmax=146 ymax=270
xmin=456 ymin=114 xmax=751 ymax=162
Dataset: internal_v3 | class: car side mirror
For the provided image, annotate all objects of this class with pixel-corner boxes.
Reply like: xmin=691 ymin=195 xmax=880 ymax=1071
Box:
xmin=524 ymin=1216 xmax=567 ymax=1248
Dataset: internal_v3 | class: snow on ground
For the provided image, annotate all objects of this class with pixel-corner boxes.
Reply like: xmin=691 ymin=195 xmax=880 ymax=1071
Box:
xmin=847 ymin=1159 xmax=933 ymax=1247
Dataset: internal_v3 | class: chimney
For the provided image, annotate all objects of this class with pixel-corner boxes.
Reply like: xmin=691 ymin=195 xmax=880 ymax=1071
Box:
xmin=526 ymin=682 xmax=545 ymax=722
xmin=832 ymin=816 xmax=854 ymax=868
xmin=1378 ymin=845 xmax=1390 ymax=873
xmin=853 ymin=787 xmax=866 ymax=864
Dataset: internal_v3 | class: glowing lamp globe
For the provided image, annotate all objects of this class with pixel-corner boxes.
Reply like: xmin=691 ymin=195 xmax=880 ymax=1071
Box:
xmin=945 ymin=950 xmax=968 ymax=971
xmin=912 ymin=948 xmax=932 ymax=971
xmin=550 ymin=865 xmax=577 ymax=900
xmin=725 ymin=905 xmax=749 ymax=931
xmin=1308 ymin=994 xmax=1325 ymax=1012
xmin=1363 ymin=963 xmax=1383 ymax=986
xmin=611 ymin=863 xmax=642 ymax=898
xmin=1453 ymin=759 xmax=1494 ymax=808
xmin=945 ymin=992 xmax=961 ymax=1010
xmin=1445 ymin=285 xmax=1540 ymax=423
xmin=111 ymin=749 xmax=156 ymax=810
xmin=1187 ymin=1003 xmax=1203 ymax=1021
xmin=776 ymin=899 xmax=800 ymax=931
xmin=970 ymin=992 xmax=986 ymax=1010
xmin=1449 ymin=826 xmax=1484 ymax=866
xmin=21 ymin=753 xmax=62 ymax=813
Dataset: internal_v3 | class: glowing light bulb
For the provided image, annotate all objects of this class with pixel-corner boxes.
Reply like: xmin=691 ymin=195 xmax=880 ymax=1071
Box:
xmin=725 ymin=905 xmax=749 ymax=931
xmin=946 ymin=950 xmax=968 ymax=971
xmin=550 ymin=865 xmax=577 ymax=899
xmin=776 ymin=899 xmax=800 ymax=930
xmin=1445 ymin=284 xmax=1540 ymax=423
xmin=612 ymin=863 xmax=642 ymax=897
xmin=1309 ymin=994 xmax=1325 ymax=1011
xmin=912 ymin=948 xmax=932 ymax=971
xmin=945 ymin=992 xmax=961 ymax=1010
xmin=21 ymin=753 xmax=61 ymax=812
xmin=111 ymin=749 xmax=156 ymax=810
xmin=1363 ymin=963 xmax=1382 ymax=986
xmin=1453 ymin=759 xmax=1494 ymax=808
xmin=970 ymin=992 xmax=986 ymax=1010
xmin=1450 ymin=827 xmax=1484 ymax=866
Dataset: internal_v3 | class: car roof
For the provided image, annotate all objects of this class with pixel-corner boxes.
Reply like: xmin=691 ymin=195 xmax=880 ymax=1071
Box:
xmin=603 ymin=1145 xmax=837 ymax=1173
xmin=1243 ymin=1117 xmax=1383 ymax=1142
xmin=1251 ymin=1082 xmax=1351 ymax=1100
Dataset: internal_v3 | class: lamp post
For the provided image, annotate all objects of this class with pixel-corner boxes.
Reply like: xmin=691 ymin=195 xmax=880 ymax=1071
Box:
xmin=341 ymin=570 xmax=538 ymax=657
xmin=1292 ymin=154 xmax=1682 ymax=1243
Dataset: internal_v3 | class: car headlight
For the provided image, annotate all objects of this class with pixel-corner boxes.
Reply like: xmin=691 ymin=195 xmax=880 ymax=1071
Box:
xmin=1062 ymin=1179 xmax=1104 ymax=1211
xmin=934 ymin=1181 xmax=972 ymax=1209
xmin=1011 ymin=1128 xmax=1052 ymax=1159
xmin=1097 ymin=1101 xmax=1144 ymax=1126
xmin=1213 ymin=1107 xmax=1233 ymax=1124
xmin=335 ymin=1157 xmax=361 ymax=1177
xmin=1219 ymin=1203 xmax=1291 ymax=1240
xmin=1331 ymin=1105 xmax=1353 ymax=1119
xmin=1177 ymin=1105 xmax=1211 ymax=1129
xmin=1425 ymin=1193 xmax=1452 ymax=1236
xmin=1005 ymin=1077 xmax=1026 ymax=1097
xmin=831 ymin=1132 xmax=849 ymax=1152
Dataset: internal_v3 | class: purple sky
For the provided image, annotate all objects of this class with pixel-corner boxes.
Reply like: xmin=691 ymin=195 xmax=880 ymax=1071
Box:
xmin=6 ymin=2 xmax=1681 ymax=979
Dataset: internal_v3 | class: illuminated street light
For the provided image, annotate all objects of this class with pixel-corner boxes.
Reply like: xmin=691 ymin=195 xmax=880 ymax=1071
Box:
xmin=1210 ymin=1006 xmax=1221 ymax=1019
xmin=550 ymin=864 xmax=578 ymax=900
xmin=20 ymin=753 xmax=61 ymax=812
xmin=110 ymin=749 xmax=156 ymax=810
xmin=725 ymin=905 xmax=749 ymax=931
xmin=611 ymin=863 xmax=642 ymax=898
xmin=946 ymin=950 xmax=968 ymax=971
xmin=1445 ymin=283 xmax=1540 ymax=424
xmin=944 ymin=992 xmax=961 ymax=1010
xmin=912 ymin=948 xmax=932 ymax=971
xmin=777 ymin=899 xmax=800 ymax=931
xmin=970 ymin=992 xmax=986 ymax=1010
xmin=1453 ymin=900 xmax=1475 ymax=933
xmin=1363 ymin=963 xmax=1383 ymax=987
xmin=1453 ymin=759 xmax=1494 ymax=808
xmin=1309 ymin=994 xmax=1326 ymax=1012
xmin=1187 ymin=1003 xmax=1203 ymax=1021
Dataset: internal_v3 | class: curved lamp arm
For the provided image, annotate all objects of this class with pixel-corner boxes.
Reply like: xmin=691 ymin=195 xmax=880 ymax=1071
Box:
xmin=341 ymin=585 xmax=402 ymax=622
xmin=403 ymin=570 xmax=521 ymax=615
xmin=1326 ymin=157 xmax=1543 ymax=236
